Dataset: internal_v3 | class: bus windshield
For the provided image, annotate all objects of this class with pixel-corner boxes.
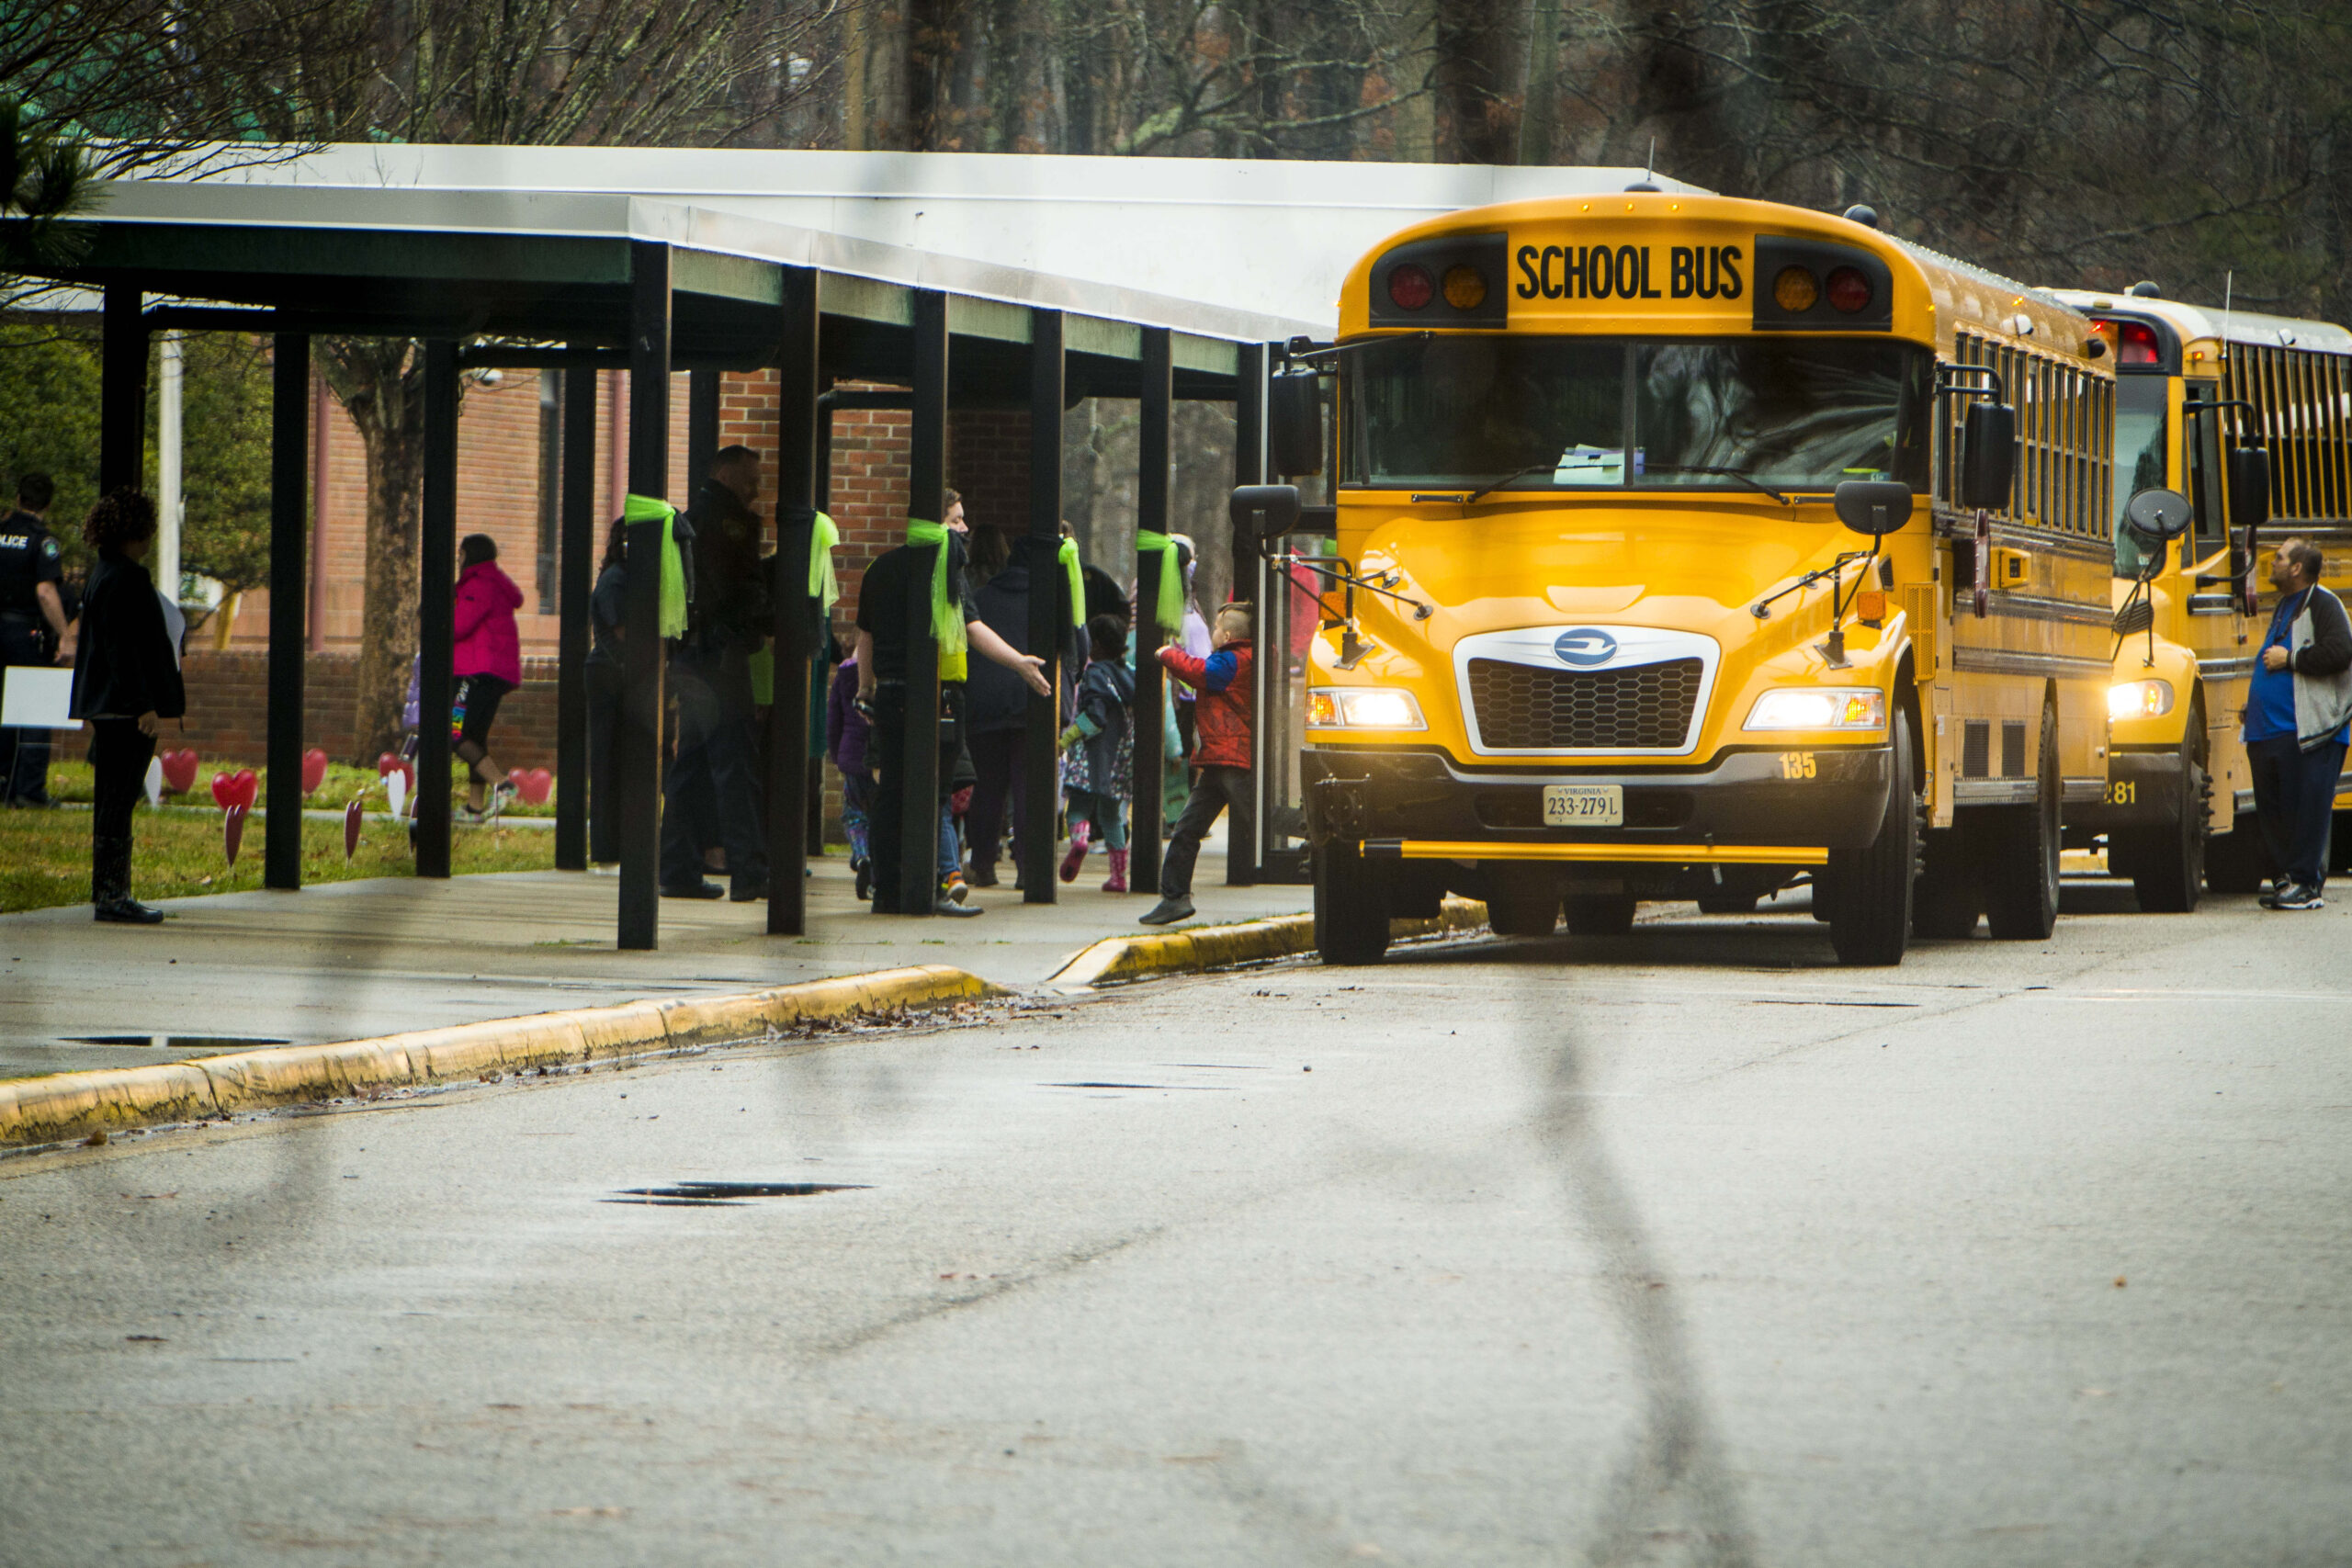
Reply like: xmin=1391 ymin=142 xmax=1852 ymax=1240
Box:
xmin=1341 ymin=335 xmax=1932 ymax=494
xmin=2112 ymin=376 xmax=2169 ymax=576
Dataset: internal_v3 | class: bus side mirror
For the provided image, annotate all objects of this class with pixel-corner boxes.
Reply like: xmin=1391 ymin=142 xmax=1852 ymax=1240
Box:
xmin=1960 ymin=401 xmax=2016 ymax=511
xmin=2228 ymin=445 xmax=2271 ymax=536
xmin=1230 ymin=484 xmax=1302 ymax=543
xmin=1832 ymin=479 xmax=1914 ymax=538
xmin=1269 ymin=371 xmax=1324 ymax=478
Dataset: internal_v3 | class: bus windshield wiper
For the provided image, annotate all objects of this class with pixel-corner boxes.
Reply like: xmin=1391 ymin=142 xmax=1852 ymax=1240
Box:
xmin=1643 ymin=464 xmax=1793 ymax=504
xmin=1462 ymin=463 xmax=1556 ymax=502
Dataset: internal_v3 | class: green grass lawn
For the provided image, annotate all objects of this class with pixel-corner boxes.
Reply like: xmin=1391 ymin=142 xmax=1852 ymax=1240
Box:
xmin=1 ymin=803 xmax=554 ymax=913
xmin=35 ymin=757 xmax=560 ymax=817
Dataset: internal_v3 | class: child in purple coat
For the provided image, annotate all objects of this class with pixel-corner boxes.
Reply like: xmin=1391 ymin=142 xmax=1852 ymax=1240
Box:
xmin=825 ymin=646 xmax=875 ymax=899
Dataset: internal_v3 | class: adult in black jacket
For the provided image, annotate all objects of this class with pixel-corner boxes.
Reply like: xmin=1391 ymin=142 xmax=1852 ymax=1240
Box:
xmin=963 ymin=547 xmax=1081 ymax=886
xmin=69 ymin=491 xmax=185 ymax=924
xmin=660 ymin=446 xmax=772 ymax=900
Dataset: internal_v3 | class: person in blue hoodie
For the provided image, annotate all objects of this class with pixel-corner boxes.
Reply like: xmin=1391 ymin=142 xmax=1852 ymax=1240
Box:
xmin=2245 ymin=537 xmax=2352 ymax=909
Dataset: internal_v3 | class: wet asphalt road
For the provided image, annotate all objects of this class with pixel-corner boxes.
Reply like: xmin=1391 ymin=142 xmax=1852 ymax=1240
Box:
xmin=3 ymin=886 xmax=2349 ymax=1567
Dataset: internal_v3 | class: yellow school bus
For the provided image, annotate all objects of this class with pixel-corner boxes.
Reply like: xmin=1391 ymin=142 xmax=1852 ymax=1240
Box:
xmin=2045 ymin=287 xmax=2352 ymax=903
xmin=1243 ymin=192 xmax=2120 ymax=965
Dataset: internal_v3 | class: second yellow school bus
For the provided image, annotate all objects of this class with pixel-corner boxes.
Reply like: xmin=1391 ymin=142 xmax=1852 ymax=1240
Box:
xmin=1268 ymin=191 xmax=2118 ymax=965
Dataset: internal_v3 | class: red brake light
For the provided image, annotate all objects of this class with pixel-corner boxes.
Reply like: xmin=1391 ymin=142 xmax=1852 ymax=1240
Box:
xmin=1826 ymin=265 xmax=1871 ymax=314
xmin=1387 ymin=264 xmax=1434 ymax=311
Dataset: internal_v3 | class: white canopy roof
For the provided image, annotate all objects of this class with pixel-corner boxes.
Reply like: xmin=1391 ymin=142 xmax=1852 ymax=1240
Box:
xmin=92 ymin=145 xmax=1704 ymax=342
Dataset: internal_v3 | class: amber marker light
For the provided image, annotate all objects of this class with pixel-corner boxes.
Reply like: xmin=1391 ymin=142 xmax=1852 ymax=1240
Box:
xmin=1773 ymin=266 xmax=1820 ymax=312
xmin=1442 ymin=265 xmax=1487 ymax=310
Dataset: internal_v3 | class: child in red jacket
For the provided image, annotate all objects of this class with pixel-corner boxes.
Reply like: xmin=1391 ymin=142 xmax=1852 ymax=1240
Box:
xmin=1140 ymin=603 xmax=1253 ymax=925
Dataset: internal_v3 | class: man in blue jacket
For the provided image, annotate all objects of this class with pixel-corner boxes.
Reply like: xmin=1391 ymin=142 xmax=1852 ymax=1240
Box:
xmin=2246 ymin=537 xmax=2352 ymax=909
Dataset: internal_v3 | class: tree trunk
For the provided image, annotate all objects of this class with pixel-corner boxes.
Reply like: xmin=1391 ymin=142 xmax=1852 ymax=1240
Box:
xmin=317 ymin=338 xmax=435 ymax=764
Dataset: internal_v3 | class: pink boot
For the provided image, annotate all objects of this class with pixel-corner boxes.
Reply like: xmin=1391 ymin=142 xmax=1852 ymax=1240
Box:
xmin=1102 ymin=848 xmax=1129 ymax=894
xmin=1058 ymin=821 xmax=1091 ymax=883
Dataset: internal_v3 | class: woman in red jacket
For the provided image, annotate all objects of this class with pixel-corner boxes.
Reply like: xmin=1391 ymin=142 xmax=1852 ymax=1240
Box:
xmin=452 ymin=534 xmax=525 ymax=822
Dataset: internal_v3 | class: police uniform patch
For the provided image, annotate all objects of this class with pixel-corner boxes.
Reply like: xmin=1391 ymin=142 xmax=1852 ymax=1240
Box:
xmin=41 ymin=537 xmax=58 ymax=560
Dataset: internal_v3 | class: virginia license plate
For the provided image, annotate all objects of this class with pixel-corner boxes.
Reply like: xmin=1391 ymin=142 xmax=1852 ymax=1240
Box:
xmin=1543 ymin=784 xmax=1623 ymax=828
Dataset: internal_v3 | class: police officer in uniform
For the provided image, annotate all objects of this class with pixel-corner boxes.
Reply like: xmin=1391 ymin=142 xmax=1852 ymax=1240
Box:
xmin=1 ymin=473 xmax=73 ymax=807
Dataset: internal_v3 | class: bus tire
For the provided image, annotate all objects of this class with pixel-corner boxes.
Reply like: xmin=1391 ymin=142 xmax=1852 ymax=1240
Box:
xmin=1913 ymin=821 xmax=1982 ymax=938
xmin=1983 ymin=701 xmax=2061 ymax=941
xmin=1313 ymin=839 xmax=1390 ymax=965
xmin=1488 ymin=891 xmax=1561 ymax=937
xmin=2116 ymin=718 xmax=2209 ymax=913
xmin=1563 ymin=894 xmax=1637 ymax=936
xmin=1827 ymin=708 xmax=1917 ymax=966
xmin=2204 ymin=812 xmax=2271 ymax=894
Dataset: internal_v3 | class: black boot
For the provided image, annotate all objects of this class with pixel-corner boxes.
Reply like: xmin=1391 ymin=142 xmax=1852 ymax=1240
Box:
xmin=92 ymin=833 xmax=160 ymax=922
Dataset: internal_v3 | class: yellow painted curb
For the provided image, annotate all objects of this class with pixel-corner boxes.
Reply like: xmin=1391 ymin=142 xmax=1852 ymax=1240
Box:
xmin=0 ymin=964 xmax=999 ymax=1149
xmin=1047 ymin=896 xmax=1487 ymax=987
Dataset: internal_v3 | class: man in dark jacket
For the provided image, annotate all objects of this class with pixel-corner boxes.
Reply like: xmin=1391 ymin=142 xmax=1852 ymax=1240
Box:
xmin=660 ymin=446 xmax=771 ymax=901
xmin=2247 ymin=537 xmax=2352 ymax=909
xmin=962 ymin=546 xmax=1080 ymax=887
xmin=69 ymin=491 xmax=185 ymax=924
xmin=1139 ymin=604 xmax=1254 ymax=926
xmin=1 ymin=472 xmax=73 ymax=807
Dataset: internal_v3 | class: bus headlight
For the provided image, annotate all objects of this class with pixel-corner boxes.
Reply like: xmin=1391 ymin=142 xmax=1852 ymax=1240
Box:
xmin=2108 ymin=679 xmax=2175 ymax=720
xmin=1308 ymin=687 xmax=1427 ymax=730
xmin=1744 ymin=687 xmax=1886 ymax=731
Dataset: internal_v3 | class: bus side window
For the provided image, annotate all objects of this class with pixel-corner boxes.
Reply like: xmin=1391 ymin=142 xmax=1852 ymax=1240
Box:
xmin=2184 ymin=386 xmax=2228 ymax=568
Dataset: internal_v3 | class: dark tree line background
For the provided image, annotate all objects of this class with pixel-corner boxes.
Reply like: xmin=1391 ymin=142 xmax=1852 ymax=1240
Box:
xmin=6 ymin=0 xmax=2347 ymax=750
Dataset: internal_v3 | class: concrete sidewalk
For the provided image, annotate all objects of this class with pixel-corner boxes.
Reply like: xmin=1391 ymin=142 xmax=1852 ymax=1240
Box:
xmin=0 ymin=835 xmax=1308 ymax=1081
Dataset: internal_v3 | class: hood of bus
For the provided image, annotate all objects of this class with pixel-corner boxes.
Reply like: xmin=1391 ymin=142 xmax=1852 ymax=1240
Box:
xmin=1324 ymin=498 xmax=1909 ymax=763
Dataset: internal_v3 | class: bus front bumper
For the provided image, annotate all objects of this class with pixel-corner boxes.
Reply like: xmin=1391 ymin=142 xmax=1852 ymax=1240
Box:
xmin=1301 ymin=745 xmax=1893 ymax=864
xmin=2069 ymin=745 xmax=2188 ymax=829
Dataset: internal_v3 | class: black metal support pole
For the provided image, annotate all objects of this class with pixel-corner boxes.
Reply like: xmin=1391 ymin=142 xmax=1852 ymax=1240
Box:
xmin=1129 ymin=327 xmax=1172 ymax=894
xmin=264 ymin=333 xmax=310 ymax=892
xmin=688 ymin=367 xmax=719 ymax=483
xmin=416 ymin=341 xmax=459 ymax=880
xmin=767 ymin=266 xmax=820 ymax=936
xmin=1021 ymin=309 xmax=1066 ymax=905
xmin=98 ymin=285 xmax=147 ymax=497
xmin=1227 ymin=342 xmax=1266 ymax=886
xmin=617 ymin=241 xmax=672 ymax=951
xmin=899 ymin=288 xmax=949 ymax=918
xmin=555 ymin=361 xmax=597 ymax=871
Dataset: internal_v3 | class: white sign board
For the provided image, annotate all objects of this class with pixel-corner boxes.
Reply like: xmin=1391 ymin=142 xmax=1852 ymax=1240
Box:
xmin=0 ymin=667 xmax=73 ymax=728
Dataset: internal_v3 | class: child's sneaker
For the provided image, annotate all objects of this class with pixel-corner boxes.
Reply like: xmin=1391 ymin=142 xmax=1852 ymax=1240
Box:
xmin=485 ymin=782 xmax=518 ymax=821
xmin=943 ymin=874 xmax=971 ymax=906
xmin=853 ymin=856 xmax=871 ymax=900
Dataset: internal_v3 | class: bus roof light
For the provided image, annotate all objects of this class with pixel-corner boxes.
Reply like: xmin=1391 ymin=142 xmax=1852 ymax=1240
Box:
xmin=1826 ymin=266 xmax=1872 ymax=313
xmin=1442 ymin=265 xmax=1488 ymax=310
xmin=1773 ymin=266 xmax=1820 ymax=313
xmin=2105 ymin=319 xmax=2163 ymax=365
xmin=1387 ymin=264 xmax=1434 ymax=311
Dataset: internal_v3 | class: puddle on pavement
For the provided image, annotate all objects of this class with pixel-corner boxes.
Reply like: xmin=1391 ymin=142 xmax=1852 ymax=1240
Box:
xmin=606 ymin=1181 xmax=872 ymax=1207
xmin=63 ymin=1034 xmax=289 ymax=1050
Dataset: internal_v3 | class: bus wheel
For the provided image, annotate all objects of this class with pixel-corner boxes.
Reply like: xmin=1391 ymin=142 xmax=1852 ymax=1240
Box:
xmin=1313 ymin=839 xmax=1391 ymax=965
xmin=1487 ymin=890 xmax=1562 ymax=937
xmin=1563 ymin=894 xmax=1637 ymax=936
xmin=1913 ymin=822 xmax=1982 ymax=938
xmin=2115 ymin=725 xmax=2209 ymax=913
xmin=1827 ymin=708 xmax=1917 ymax=965
xmin=2204 ymin=812 xmax=2272 ymax=894
xmin=1983 ymin=701 xmax=2061 ymax=941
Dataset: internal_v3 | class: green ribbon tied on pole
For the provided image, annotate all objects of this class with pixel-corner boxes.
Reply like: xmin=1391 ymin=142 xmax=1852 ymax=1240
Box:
xmin=1135 ymin=529 xmax=1183 ymax=636
xmin=624 ymin=492 xmax=688 ymax=639
xmin=905 ymin=518 xmax=969 ymax=682
xmin=810 ymin=510 xmax=841 ymax=614
xmin=1057 ymin=535 xmax=1084 ymax=629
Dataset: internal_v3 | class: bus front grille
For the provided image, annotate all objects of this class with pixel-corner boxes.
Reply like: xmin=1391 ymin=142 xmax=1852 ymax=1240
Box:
xmin=1466 ymin=657 xmax=1705 ymax=750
